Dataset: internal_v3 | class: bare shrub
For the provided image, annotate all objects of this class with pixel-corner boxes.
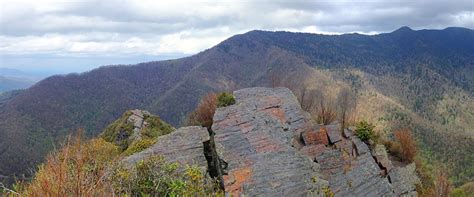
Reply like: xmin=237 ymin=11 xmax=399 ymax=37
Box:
xmin=337 ymin=87 xmax=356 ymax=131
xmin=393 ymin=128 xmax=417 ymax=163
xmin=186 ymin=93 xmax=218 ymax=129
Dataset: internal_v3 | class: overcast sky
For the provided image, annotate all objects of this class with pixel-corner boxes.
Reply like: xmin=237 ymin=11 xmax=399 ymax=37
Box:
xmin=1 ymin=0 xmax=473 ymax=73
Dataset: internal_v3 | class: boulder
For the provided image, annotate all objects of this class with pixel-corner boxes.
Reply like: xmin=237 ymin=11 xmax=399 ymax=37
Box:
xmin=326 ymin=124 xmax=342 ymax=144
xmin=389 ymin=163 xmax=420 ymax=196
xmin=124 ymin=126 xmax=210 ymax=173
xmin=213 ymin=87 xmax=327 ymax=196
xmin=351 ymin=136 xmax=370 ymax=156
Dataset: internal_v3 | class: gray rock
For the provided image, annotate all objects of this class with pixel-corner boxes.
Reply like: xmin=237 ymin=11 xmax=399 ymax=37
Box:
xmin=389 ymin=163 xmax=420 ymax=196
xmin=124 ymin=109 xmax=154 ymax=142
xmin=213 ymin=87 xmax=327 ymax=196
xmin=124 ymin=126 xmax=210 ymax=173
xmin=372 ymin=144 xmax=393 ymax=173
xmin=326 ymin=124 xmax=342 ymax=144
xmin=351 ymin=136 xmax=370 ymax=156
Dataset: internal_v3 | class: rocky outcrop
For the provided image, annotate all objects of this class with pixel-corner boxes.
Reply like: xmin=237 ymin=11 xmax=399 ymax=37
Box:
xmin=212 ymin=87 xmax=328 ymax=196
xmin=125 ymin=87 xmax=419 ymax=196
xmin=126 ymin=109 xmax=151 ymax=141
xmin=124 ymin=126 xmax=210 ymax=173
xmin=101 ymin=109 xmax=174 ymax=151
xmin=315 ymin=125 xmax=420 ymax=196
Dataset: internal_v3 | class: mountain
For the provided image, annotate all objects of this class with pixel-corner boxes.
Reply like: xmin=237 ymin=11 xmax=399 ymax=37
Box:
xmin=0 ymin=68 xmax=45 ymax=92
xmin=0 ymin=27 xmax=473 ymax=186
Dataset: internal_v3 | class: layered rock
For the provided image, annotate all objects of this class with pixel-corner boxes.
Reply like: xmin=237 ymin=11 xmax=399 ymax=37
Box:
xmin=124 ymin=126 xmax=210 ymax=173
xmin=212 ymin=87 xmax=328 ymax=196
xmin=316 ymin=125 xmax=419 ymax=196
xmin=123 ymin=87 xmax=420 ymax=196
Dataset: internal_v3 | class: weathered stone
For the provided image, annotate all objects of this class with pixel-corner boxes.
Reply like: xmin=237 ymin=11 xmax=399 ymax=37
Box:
xmin=372 ymin=144 xmax=393 ymax=173
xmin=127 ymin=109 xmax=147 ymax=140
xmin=213 ymin=87 xmax=327 ymax=196
xmin=326 ymin=124 xmax=342 ymax=144
xmin=301 ymin=144 xmax=327 ymax=161
xmin=351 ymin=136 xmax=370 ymax=156
xmin=389 ymin=163 xmax=420 ymax=196
xmin=335 ymin=139 xmax=353 ymax=157
xmin=343 ymin=128 xmax=353 ymax=138
xmin=302 ymin=126 xmax=329 ymax=146
xmin=317 ymin=150 xmax=395 ymax=196
xmin=124 ymin=126 xmax=210 ymax=172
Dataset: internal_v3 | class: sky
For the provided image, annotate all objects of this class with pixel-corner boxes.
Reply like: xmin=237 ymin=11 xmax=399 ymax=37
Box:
xmin=1 ymin=0 xmax=473 ymax=74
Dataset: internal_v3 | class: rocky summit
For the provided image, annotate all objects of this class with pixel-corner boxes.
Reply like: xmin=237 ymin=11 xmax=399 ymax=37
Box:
xmin=126 ymin=87 xmax=420 ymax=196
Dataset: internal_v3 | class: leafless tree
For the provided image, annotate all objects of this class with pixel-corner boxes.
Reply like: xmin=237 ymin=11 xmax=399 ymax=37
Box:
xmin=337 ymin=87 xmax=356 ymax=131
xmin=313 ymin=89 xmax=337 ymax=125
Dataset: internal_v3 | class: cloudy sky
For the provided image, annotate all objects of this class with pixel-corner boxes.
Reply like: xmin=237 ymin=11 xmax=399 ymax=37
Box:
xmin=1 ymin=0 xmax=473 ymax=74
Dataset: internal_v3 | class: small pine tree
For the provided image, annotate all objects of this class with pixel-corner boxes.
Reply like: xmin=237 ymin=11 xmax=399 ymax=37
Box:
xmin=355 ymin=120 xmax=375 ymax=142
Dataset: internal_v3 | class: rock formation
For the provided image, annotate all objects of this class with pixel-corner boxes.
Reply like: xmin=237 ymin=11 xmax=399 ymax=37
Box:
xmin=126 ymin=87 xmax=420 ymax=196
xmin=212 ymin=87 xmax=328 ymax=196
xmin=124 ymin=126 xmax=210 ymax=173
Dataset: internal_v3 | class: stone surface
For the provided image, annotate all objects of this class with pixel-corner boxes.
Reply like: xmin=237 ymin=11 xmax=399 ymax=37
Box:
xmin=372 ymin=144 xmax=393 ymax=173
xmin=326 ymin=124 xmax=342 ymax=144
xmin=302 ymin=126 xmax=329 ymax=146
xmin=351 ymin=136 xmax=370 ymax=156
xmin=213 ymin=87 xmax=327 ymax=196
xmin=316 ymin=123 xmax=418 ymax=196
xmin=343 ymin=128 xmax=353 ymax=138
xmin=126 ymin=109 xmax=151 ymax=141
xmin=389 ymin=163 xmax=421 ymax=196
xmin=300 ymin=144 xmax=328 ymax=161
xmin=316 ymin=146 xmax=395 ymax=196
xmin=124 ymin=126 xmax=210 ymax=172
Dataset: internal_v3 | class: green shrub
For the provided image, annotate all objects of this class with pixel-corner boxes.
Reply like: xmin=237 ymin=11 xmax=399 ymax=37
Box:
xmin=355 ymin=120 xmax=376 ymax=142
xmin=451 ymin=188 xmax=467 ymax=197
xmin=217 ymin=92 xmax=235 ymax=107
xmin=141 ymin=115 xmax=174 ymax=138
xmin=101 ymin=111 xmax=134 ymax=150
xmin=123 ymin=138 xmax=157 ymax=156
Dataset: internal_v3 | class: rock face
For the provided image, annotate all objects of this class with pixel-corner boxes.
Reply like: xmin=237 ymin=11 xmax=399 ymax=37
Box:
xmin=212 ymin=87 xmax=328 ymax=196
xmin=316 ymin=126 xmax=419 ymax=197
xmin=125 ymin=87 xmax=420 ymax=196
xmin=126 ymin=109 xmax=151 ymax=141
xmin=124 ymin=126 xmax=210 ymax=173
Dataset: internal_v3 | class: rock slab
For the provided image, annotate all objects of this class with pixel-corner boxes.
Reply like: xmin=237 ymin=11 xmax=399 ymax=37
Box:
xmin=124 ymin=126 xmax=210 ymax=172
xmin=213 ymin=87 xmax=327 ymax=196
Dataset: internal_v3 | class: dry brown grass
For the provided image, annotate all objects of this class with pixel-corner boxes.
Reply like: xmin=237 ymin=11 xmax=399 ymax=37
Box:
xmin=19 ymin=131 xmax=119 ymax=196
xmin=187 ymin=92 xmax=218 ymax=129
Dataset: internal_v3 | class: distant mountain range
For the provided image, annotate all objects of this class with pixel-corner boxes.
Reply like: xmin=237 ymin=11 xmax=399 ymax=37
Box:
xmin=0 ymin=27 xmax=472 ymax=186
xmin=0 ymin=68 xmax=45 ymax=93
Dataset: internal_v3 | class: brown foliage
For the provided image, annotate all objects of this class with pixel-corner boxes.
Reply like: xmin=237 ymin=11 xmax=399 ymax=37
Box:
xmin=393 ymin=129 xmax=417 ymax=163
xmin=187 ymin=92 xmax=218 ymax=129
xmin=433 ymin=169 xmax=452 ymax=197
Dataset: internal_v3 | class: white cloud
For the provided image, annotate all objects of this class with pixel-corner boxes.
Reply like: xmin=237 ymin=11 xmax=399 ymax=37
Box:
xmin=0 ymin=0 xmax=473 ymax=70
